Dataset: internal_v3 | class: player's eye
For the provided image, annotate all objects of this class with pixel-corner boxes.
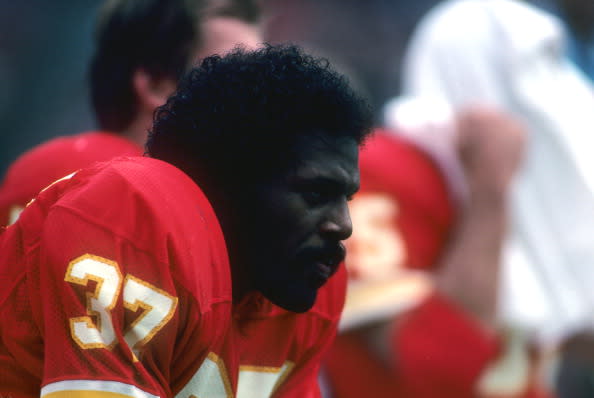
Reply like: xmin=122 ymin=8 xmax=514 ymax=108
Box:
xmin=302 ymin=190 xmax=326 ymax=205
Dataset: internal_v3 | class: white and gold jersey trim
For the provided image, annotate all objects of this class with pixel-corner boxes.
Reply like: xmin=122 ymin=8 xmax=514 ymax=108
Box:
xmin=41 ymin=380 xmax=160 ymax=398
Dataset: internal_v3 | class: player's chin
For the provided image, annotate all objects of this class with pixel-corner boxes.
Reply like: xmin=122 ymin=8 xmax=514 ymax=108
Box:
xmin=261 ymin=282 xmax=318 ymax=313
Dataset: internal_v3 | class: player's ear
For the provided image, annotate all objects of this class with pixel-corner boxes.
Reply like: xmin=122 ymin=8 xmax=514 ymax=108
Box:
xmin=132 ymin=68 xmax=177 ymax=111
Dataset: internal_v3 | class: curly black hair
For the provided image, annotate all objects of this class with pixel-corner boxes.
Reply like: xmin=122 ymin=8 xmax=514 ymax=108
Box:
xmin=147 ymin=44 xmax=373 ymax=190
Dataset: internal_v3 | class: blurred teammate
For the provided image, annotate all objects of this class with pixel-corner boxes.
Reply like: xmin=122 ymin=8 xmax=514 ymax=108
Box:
xmin=0 ymin=134 xmax=141 ymax=226
xmin=399 ymin=0 xmax=594 ymax=347
xmin=0 ymin=44 xmax=373 ymax=397
xmin=0 ymin=0 xmax=205 ymax=226
xmin=324 ymin=107 xmax=553 ymax=397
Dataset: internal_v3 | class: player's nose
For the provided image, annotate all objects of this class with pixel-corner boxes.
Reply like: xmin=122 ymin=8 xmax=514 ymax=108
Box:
xmin=320 ymin=199 xmax=352 ymax=241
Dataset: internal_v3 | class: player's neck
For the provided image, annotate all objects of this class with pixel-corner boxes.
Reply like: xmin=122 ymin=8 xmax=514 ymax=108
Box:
xmin=187 ymin=172 xmax=259 ymax=304
xmin=212 ymin=199 xmax=256 ymax=304
xmin=221 ymin=225 xmax=254 ymax=304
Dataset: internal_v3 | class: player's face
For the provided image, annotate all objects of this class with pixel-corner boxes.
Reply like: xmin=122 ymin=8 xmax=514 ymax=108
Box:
xmin=245 ymin=133 xmax=360 ymax=312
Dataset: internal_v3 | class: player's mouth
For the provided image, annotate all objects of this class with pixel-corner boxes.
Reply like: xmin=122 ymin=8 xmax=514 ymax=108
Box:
xmin=306 ymin=244 xmax=345 ymax=288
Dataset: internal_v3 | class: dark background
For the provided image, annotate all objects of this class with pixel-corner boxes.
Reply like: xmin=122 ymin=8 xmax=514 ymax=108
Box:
xmin=4 ymin=0 xmax=557 ymax=177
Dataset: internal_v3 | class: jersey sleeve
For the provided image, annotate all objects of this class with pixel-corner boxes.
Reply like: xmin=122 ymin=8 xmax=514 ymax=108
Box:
xmin=323 ymin=331 xmax=404 ymax=398
xmin=33 ymin=208 xmax=177 ymax=396
xmin=391 ymin=291 xmax=500 ymax=398
xmin=1 ymin=162 xmax=231 ymax=398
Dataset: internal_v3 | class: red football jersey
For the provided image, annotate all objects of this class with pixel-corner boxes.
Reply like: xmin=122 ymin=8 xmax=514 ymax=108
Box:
xmin=0 ymin=156 xmax=346 ymax=397
xmin=233 ymin=266 xmax=346 ymax=398
xmin=0 ymin=131 xmax=142 ymax=226
xmin=324 ymin=131 xmax=496 ymax=398
xmin=325 ymin=131 xmax=552 ymax=398
xmin=324 ymin=292 xmax=500 ymax=398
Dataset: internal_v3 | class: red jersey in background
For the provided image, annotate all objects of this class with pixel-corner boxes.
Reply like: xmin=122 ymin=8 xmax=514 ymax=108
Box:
xmin=324 ymin=131 xmax=551 ymax=398
xmin=0 ymin=131 xmax=141 ymax=226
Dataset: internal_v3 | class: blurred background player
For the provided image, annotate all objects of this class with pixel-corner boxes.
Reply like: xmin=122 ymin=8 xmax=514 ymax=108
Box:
xmin=0 ymin=0 xmax=264 ymax=227
xmin=0 ymin=0 xmax=203 ymax=226
xmin=0 ymin=44 xmax=374 ymax=397
xmin=323 ymin=107 xmax=557 ymax=397
xmin=90 ymin=0 xmax=203 ymax=147
xmin=383 ymin=0 xmax=594 ymax=395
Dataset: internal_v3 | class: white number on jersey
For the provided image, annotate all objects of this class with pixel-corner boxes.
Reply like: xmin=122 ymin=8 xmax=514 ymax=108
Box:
xmin=176 ymin=354 xmax=294 ymax=398
xmin=65 ymin=254 xmax=178 ymax=357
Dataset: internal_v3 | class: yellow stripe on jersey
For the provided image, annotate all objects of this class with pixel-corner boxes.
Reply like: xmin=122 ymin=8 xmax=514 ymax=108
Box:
xmin=44 ymin=391 xmax=136 ymax=398
xmin=41 ymin=380 xmax=160 ymax=398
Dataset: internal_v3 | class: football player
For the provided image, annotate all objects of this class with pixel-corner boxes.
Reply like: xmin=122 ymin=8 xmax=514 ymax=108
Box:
xmin=324 ymin=108 xmax=555 ymax=397
xmin=0 ymin=44 xmax=373 ymax=397
xmin=0 ymin=0 xmax=204 ymax=226
xmin=0 ymin=0 xmax=269 ymax=228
